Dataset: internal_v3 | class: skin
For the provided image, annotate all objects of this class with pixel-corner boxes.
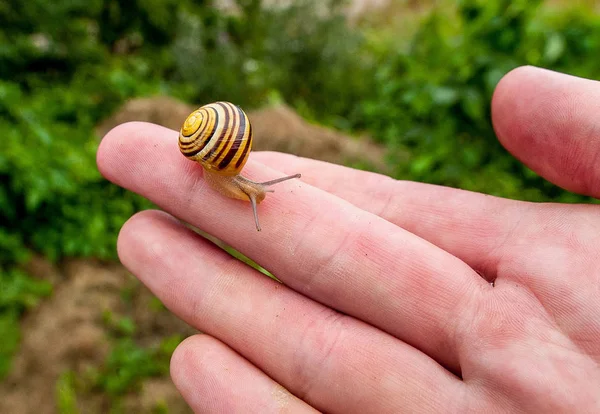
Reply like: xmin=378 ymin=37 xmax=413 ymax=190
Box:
xmin=97 ymin=66 xmax=600 ymax=413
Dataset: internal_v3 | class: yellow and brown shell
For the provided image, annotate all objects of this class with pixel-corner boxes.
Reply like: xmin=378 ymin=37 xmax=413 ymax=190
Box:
xmin=178 ymin=101 xmax=252 ymax=176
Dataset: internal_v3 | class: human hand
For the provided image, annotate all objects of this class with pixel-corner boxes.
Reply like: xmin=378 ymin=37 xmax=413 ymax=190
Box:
xmin=97 ymin=66 xmax=600 ymax=413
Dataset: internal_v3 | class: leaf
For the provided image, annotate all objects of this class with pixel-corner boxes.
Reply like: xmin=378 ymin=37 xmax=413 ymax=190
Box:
xmin=544 ymin=32 xmax=566 ymax=63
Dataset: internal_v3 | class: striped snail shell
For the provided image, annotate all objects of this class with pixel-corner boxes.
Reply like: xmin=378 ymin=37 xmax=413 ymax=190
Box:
xmin=179 ymin=101 xmax=301 ymax=231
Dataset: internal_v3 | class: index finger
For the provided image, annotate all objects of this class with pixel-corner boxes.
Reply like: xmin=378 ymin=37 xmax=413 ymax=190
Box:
xmin=97 ymin=121 xmax=490 ymax=373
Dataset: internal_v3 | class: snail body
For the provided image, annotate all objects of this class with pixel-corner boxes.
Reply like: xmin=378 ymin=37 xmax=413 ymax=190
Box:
xmin=178 ymin=101 xmax=301 ymax=231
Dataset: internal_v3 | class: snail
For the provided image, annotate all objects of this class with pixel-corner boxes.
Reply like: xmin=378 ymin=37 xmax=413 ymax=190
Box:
xmin=178 ymin=101 xmax=301 ymax=231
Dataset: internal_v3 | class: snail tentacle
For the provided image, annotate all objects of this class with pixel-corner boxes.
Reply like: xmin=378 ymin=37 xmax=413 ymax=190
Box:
xmin=249 ymin=195 xmax=261 ymax=231
xmin=255 ymin=174 xmax=303 ymax=187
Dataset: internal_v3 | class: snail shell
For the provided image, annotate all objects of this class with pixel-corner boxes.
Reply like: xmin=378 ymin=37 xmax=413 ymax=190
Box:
xmin=178 ymin=101 xmax=301 ymax=231
xmin=179 ymin=101 xmax=252 ymax=176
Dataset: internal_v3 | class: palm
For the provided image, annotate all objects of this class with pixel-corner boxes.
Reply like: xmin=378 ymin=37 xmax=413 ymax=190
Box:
xmin=98 ymin=66 xmax=600 ymax=413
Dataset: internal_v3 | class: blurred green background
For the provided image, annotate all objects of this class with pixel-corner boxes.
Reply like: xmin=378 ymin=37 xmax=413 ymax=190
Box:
xmin=1 ymin=0 xmax=600 ymax=412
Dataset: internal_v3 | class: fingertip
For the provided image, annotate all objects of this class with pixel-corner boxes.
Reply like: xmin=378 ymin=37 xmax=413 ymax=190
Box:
xmin=116 ymin=209 xmax=181 ymax=276
xmin=169 ymin=334 xmax=217 ymax=409
xmin=490 ymin=65 xmax=526 ymax=119
xmin=170 ymin=334 xmax=316 ymax=413
xmin=491 ymin=65 xmax=547 ymax=149
xmin=97 ymin=121 xmax=179 ymax=184
xmin=491 ymin=66 xmax=600 ymax=197
xmin=169 ymin=334 xmax=207 ymax=385
xmin=97 ymin=122 xmax=142 ymax=181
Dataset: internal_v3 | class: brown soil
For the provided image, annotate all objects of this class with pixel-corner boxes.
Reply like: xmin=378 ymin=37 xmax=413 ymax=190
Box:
xmin=0 ymin=257 xmax=195 ymax=414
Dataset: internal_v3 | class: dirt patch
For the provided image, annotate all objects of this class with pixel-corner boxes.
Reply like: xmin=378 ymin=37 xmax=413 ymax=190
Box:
xmin=0 ymin=257 xmax=195 ymax=414
xmin=248 ymin=103 xmax=393 ymax=171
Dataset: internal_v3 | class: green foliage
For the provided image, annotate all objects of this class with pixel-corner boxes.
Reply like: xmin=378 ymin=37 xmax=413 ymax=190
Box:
xmin=0 ymin=0 xmax=164 ymax=379
xmin=56 ymin=370 xmax=80 ymax=414
xmin=0 ymin=68 xmax=154 ymax=376
xmin=0 ymin=268 xmax=52 ymax=311
xmin=59 ymin=333 xmax=183 ymax=409
xmin=85 ymin=311 xmax=184 ymax=397
xmin=0 ymin=268 xmax=52 ymax=377
xmin=0 ymin=309 xmax=21 ymax=379
xmin=91 ymin=337 xmax=168 ymax=396
xmin=172 ymin=0 xmax=370 ymax=120
xmin=357 ymin=0 xmax=600 ymax=202
xmin=91 ymin=320 xmax=183 ymax=397
xmin=103 ymin=312 xmax=137 ymax=337
xmin=152 ymin=401 xmax=169 ymax=414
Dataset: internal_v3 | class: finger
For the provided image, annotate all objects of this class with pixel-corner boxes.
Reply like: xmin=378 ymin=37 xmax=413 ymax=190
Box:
xmin=119 ymin=210 xmax=463 ymax=413
xmin=492 ymin=65 xmax=600 ymax=198
xmin=98 ymin=122 xmax=489 ymax=373
xmin=250 ymin=153 xmax=600 ymax=358
xmin=252 ymin=150 xmax=528 ymax=277
xmin=170 ymin=334 xmax=317 ymax=413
